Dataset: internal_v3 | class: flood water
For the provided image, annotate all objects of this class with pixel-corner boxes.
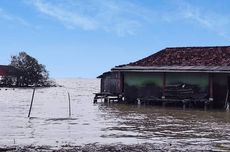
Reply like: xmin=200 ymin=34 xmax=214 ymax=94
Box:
xmin=0 ymin=78 xmax=230 ymax=151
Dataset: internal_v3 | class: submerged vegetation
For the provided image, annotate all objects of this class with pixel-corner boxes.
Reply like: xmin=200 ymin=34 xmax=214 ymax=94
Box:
xmin=0 ymin=52 xmax=55 ymax=87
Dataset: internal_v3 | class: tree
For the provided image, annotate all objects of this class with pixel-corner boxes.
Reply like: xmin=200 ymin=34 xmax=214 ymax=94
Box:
xmin=10 ymin=52 xmax=50 ymax=87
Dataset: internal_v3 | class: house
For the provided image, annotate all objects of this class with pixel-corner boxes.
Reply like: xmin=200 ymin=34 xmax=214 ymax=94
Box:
xmin=0 ymin=65 xmax=21 ymax=86
xmin=0 ymin=65 xmax=19 ymax=76
xmin=97 ymin=46 xmax=230 ymax=109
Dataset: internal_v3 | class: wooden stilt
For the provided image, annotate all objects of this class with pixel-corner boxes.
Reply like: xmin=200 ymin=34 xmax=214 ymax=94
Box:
xmin=226 ymin=103 xmax=229 ymax=111
xmin=162 ymin=102 xmax=166 ymax=107
xmin=104 ymin=97 xmax=108 ymax=103
xmin=183 ymin=103 xmax=186 ymax=110
xmin=137 ymin=98 xmax=141 ymax=105
xmin=182 ymin=100 xmax=187 ymax=110
xmin=93 ymin=97 xmax=97 ymax=103
xmin=204 ymin=102 xmax=207 ymax=111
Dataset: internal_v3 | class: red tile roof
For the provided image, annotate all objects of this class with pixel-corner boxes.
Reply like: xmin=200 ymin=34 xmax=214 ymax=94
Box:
xmin=128 ymin=46 xmax=230 ymax=66
xmin=0 ymin=65 xmax=20 ymax=76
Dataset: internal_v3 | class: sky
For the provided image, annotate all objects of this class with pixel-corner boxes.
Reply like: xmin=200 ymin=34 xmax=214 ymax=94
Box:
xmin=1 ymin=0 xmax=230 ymax=78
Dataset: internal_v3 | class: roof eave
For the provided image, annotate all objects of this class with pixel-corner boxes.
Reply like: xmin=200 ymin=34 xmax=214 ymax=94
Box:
xmin=112 ymin=66 xmax=230 ymax=73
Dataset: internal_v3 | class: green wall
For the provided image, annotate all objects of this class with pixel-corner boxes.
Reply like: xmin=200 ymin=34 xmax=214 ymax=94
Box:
xmin=166 ymin=73 xmax=209 ymax=92
xmin=124 ymin=72 xmax=209 ymax=91
xmin=124 ymin=72 xmax=163 ymax=87
xmin=124 ymin=72 xmax=163 ymax=101
xmin=124 ymin=72 xmax=209 ymax=102
xmin=123 ymin=72 xmax=230 ymax=108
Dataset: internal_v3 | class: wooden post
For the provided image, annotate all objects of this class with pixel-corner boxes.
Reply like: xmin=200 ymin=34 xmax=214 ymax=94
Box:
xmin=162 ymin=102 xmax=166 ymax=107
xmin=225 ymin=89 xmax=229 ymax=111
xmin=182 ymin=100 xmax=186 ymax=110
xmin=204 ymin=103 xmax=207 ymax=111
xmin=226 ymin=102 xmax=229 ymax=111
xmin=93 ymin=96 xmax=97 ymax=103
xmin=120 ymin=72 xmax=124 ymax=93
xmin=137 ymin=98 xmax=141 ymax=105
xmin=28 ymin=87 xmax=36 ymax=117
xmin=101 ymin=78 xmax=104 ymax=93
xmin=162 ymin=73 xmax=166 ymax=99
xmin=183 ymin=103 xmax=186 ymax=110
xmin=209 ymin=74 xmax=213 ymax=101
xmin=67 ymin=92 xmax=71 ymax=117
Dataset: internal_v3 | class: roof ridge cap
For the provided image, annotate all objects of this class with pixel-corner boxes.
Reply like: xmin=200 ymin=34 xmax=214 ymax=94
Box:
xmin=166 ymin=46 xmax=230 ymax=50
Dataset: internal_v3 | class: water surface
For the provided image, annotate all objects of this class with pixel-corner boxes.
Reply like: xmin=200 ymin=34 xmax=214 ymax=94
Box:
xmin=0 ymin=78 xmax=229 ymax=151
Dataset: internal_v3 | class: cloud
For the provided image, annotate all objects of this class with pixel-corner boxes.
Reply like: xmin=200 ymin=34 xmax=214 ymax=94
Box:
xmin=30 ymin=0 xmax=97 ymax=30
xmin=29 ymin=0 xmax=152 ymax=36
xmin=174 ymin=0 xmax=230 ymax=39
xmin=0 ymin=8 xmax=31 ymax=27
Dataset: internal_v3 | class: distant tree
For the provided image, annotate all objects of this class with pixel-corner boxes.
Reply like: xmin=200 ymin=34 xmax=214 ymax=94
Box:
xmin=10 ymin=52 xmax=50 ymax=87
xmin=0 ymin=76 xmax=14 ymax=87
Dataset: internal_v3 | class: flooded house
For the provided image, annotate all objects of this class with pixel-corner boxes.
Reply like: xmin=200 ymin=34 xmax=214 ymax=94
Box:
xmin=96 ymin=46 xmax=230 ymax=109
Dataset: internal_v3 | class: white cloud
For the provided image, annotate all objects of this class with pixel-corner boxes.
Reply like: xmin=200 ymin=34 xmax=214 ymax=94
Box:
xmin=29 ymin=0 xmax=152 ymax=36
xmin=0 ymin=8 xmax=30 ymax=27
xmin=30 ymin=0 xmax=98 ymax=30
xmin=175 ymin=1 xmax=230 ymax=39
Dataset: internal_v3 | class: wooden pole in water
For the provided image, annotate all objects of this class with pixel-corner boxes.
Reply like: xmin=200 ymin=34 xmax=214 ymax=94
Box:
xmin=28 ymin=87 xmax=36 ymax=117
xmin=67 ymin=91 xmax=71 ymax=117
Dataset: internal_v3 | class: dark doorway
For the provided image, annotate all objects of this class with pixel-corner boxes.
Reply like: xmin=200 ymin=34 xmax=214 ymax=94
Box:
xmin=212 ymin=75 xmax=227 ymax=108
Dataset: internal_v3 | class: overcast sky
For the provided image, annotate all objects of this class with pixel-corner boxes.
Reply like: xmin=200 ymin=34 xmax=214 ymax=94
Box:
xmin=1 ymin=0 xmax=230 ymax=78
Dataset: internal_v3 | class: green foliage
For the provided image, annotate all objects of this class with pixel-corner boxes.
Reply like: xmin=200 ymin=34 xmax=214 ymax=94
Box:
xmin=10 ymin=52 xmax=50 ymax=87
xmin=0 ymin=76 xmax=15 ymax=87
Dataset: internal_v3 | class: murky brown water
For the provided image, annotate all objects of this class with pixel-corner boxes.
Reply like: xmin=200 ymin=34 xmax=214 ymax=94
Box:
xmin=0 ymin=79 xmax=230 ymax=151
